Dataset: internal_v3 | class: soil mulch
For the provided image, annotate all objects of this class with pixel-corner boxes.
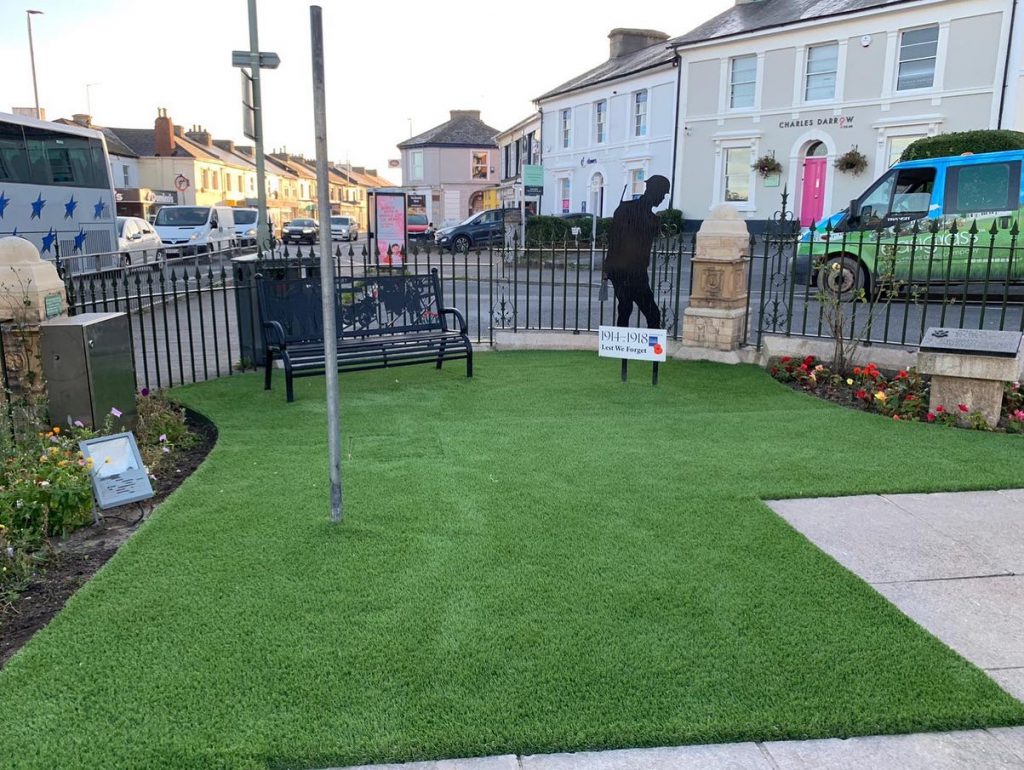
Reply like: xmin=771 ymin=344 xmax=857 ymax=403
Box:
xmin=0 ymin=408 xmax=217 ymax=668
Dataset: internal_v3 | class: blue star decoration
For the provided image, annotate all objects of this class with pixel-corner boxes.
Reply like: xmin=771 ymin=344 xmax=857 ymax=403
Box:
xmin=93 ymin=198 xmax=107 ymax=219
xmin=64 ymin=195 xmax=78 ymax=219
xmin=73 ymin=227 xmax=88 ymax=253
xmin=41 ymin=228 xmax=56 ymax=254
xmin=0 ymin=191 xmax=9 ymax=219
xmin=31 ymin=193 xmax=46 ymax=219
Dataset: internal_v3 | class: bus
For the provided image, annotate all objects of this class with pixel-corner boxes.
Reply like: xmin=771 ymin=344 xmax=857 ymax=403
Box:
xmin=0 ymin=110 xmax=118 ymax=263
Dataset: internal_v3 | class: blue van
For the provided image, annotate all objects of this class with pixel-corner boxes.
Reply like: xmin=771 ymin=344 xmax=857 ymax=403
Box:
xmin=795 ymin=150 xmax=1024 ymax=294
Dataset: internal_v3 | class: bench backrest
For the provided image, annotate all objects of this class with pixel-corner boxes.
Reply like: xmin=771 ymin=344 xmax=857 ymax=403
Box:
xmin=257 ymin=270 xmax=447 ymax=344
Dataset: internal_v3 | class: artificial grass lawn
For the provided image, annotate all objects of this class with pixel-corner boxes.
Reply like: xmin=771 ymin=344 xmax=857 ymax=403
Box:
xmin=2 ymin=352 xmax=1024 ymax=768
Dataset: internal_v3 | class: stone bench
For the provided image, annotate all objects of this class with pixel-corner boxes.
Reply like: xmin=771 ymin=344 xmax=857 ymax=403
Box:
xmin=917 ymin=328 xmax=1024 ymax=428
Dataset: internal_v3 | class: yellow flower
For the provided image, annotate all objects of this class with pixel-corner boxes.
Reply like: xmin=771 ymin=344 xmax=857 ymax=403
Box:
xmin=846 ymin=378 xmax=854 ymax=385
xmin=875 ymin=391 xmax=887 ymax=402
xmin=52 ymin=426 xmax=61 ymax=434
xmin=49 ymin=447 xmax=59 ymax=455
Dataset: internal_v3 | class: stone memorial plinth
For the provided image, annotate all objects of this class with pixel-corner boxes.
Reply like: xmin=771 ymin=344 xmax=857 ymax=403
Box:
xmin=0 ymin=237 xmax=67 ymax=402
xmin=682 ymin=204 xmax=750 ymax=351
xmin=917 ymin=327 xmax=1024 ymax=428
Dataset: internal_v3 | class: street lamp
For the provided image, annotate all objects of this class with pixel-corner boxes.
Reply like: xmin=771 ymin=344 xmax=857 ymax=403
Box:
xmin=26 ymin=9 xmax=43 ymax=119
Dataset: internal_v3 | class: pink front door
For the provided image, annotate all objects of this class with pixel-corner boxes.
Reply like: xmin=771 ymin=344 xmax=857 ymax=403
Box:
xmin=800 ymin=157 xmax=827 ymax=227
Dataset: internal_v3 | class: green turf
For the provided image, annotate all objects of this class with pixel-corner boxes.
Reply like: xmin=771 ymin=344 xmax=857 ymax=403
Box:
xmin=2 ymin=352 xmax=1023 ymax=769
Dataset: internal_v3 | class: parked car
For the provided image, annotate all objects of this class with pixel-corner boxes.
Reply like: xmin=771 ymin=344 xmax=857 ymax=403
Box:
xmin=283 ymin=218 xmax=319 ymax=244
xmin=407 ymin=213 xmax=430 ymax=240
xmin=329 ymin=215 xmax=359 ymax=241
xmin=435 ymin=208 xmax=517 ymax=252
xmin=116 ymin=216 xmax=164 ymax=266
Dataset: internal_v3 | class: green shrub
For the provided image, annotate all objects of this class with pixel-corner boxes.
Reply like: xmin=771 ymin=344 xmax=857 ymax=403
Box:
xmin=658 ymin=208 xmax=684 ymax=234
xmin=900 ymin=130 xmax=1024 ymax=161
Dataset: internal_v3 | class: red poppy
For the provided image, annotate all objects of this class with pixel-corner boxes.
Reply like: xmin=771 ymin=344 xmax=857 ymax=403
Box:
xmin=958 ymin=404 xmax=969 ymax=413
xmin=936 ymin=405 xmax=946 ymax=413
xmin=803 ymin=355 xmax=815 ymax=366
xmin=926 ymin=412 xmax=936 ymax=422
xmin=897 ymin=370 xmax=908 ymax=379
xmin=853 ymin=367 xmax=862 ymax=375
xmin=780 ymin=356 xmax=792 ymax=363
xmin=854 ymin=389 xmax=868 ymax=400
xmin=653 ymin=343 xmax=664 ymax=355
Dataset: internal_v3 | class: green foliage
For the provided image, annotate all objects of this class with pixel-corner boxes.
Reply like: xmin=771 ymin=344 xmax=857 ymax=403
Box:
xmin=657 ymin=207 xmax=684 ymax=234
xmin=135 ymin=391 xmax=195 ymax=473
xmin=525 ymin=215 xmax=610 ymax=244
xmin=899 ymin=130 xmax=1024 ymax=162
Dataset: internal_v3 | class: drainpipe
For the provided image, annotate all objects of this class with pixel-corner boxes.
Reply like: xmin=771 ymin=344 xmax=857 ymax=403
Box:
xmin=670 ymin=52 xmax=681 ymax=211
xmin=998 ymin=0 xmax=1019 ymax=128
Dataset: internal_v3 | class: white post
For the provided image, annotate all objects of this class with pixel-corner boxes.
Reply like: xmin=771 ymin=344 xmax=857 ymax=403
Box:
xmin=248 ymin=0 xmax=271 ymax=250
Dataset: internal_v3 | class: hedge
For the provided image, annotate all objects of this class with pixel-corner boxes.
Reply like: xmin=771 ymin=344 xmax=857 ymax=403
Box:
xmin=899 ymin=130 xmax=1024 ymax=162
xmin=524 ymin=208 xmax=684 ymax=245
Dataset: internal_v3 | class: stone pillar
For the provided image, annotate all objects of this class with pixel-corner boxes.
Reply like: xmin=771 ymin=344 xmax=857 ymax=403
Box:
xmin=0 ymin=237 xmax=68 ymax=409
xmin=682 ymin=204 xmax=751 ymax=351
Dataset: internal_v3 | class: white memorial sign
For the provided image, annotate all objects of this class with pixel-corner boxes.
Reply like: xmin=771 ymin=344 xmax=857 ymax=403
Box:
xmin=598 ymin=326 xmax=667 ymax=362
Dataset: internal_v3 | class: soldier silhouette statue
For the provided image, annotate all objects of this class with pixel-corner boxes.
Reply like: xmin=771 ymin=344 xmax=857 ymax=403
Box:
xmin=602 ymin=174 xmax=670 ymax=329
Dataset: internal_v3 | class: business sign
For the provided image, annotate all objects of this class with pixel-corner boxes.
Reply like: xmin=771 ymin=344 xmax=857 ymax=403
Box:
xmin=407 ymin=194 xmax=426 ymax=208
xmin=388 ymin=159 xmax=401 ymax=168
xmin=779 ymin=115 xmax=854 ymax=129
xmin=79 ymin=432 xmax=155 ymax=510
xmin=374 ymin=192 xmax=407 ymax=267
xmin=598 ymin=326 xmax=667 ymax=362
xmin=523 ymin=164 xmax=544 ymax=197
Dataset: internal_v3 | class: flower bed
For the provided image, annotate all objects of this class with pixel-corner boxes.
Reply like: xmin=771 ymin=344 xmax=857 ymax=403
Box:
xmin=770 ymin=355 xmax=1023 ymax=431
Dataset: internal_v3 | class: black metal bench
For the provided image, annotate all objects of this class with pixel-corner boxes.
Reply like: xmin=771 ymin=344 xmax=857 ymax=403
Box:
xmin=257 ymin=268 xmax=472 ymax=402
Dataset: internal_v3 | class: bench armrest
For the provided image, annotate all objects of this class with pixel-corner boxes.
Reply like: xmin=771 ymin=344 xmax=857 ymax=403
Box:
xmin=263 ymin=319 xmax=287 ymax=349
xmin=441 ymin=307 xmax=468 ymax=335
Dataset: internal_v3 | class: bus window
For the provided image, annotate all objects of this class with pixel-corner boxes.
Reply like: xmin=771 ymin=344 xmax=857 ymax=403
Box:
xmin=0 ymin=123 xmax=29 ymax=183
xmin=21 ymin=125 xmax=109 ymax=188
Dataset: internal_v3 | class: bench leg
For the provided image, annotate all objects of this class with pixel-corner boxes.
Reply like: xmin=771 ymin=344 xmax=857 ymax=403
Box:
xmin=264 ymin=348 xmax=274 ymax=390
xmin=436 ymin=339 xmax=447 ymax=370
xmin=466 ymin=344 xmax=473 ymax=378
xmin=286 ymin=370 xmax=295 ymax=403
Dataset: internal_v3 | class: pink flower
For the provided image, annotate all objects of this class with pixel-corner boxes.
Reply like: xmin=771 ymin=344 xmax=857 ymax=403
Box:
xmin=73 ymin=420 xmax=84 ymax=428
xmin=110 ymin=407 xmax=122 ymax=418
xmin=159 ymin=434 xmax=167 ymax=443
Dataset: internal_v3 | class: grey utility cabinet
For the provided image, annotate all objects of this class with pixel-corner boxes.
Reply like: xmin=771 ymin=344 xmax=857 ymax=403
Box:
xmin=40 ymin=312 xmax=137 ymax=428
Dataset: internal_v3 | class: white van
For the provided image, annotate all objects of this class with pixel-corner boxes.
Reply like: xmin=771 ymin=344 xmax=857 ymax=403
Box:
xmin=153 ymin=205 xmax=235 ymax=256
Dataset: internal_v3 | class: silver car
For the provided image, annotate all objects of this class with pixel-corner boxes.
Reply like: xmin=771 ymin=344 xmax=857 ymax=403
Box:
xmin=330 ymin=215 xmax=359 ymax=241
xmin=117 ymin=216 xmax=165 ymax=267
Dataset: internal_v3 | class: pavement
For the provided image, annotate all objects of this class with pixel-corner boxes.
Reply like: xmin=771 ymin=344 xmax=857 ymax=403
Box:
xmin=323 ymin=488 xmax=1024 ymax=770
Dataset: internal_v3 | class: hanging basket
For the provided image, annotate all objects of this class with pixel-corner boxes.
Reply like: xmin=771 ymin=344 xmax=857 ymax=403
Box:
xmin=752 ymin=154 xmax=783 ymax=179
xmin=834 ymin=148 xmax=868 ymax=175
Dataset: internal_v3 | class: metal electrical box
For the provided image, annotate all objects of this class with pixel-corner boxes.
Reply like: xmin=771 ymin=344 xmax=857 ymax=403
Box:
xmin=40 ymin=312 xmax=137 ymax=428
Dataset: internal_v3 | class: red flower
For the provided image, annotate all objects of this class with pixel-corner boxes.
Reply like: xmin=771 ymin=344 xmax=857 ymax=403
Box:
xmin=905 ymin=395 xmax=916 ymax=402
xmin=854 ymin=389 xmax=868 ymax=400
xmin=853 ymin=367 xmax=862 ymax=376
xmin=780 ymin=356 xmax=792 ymax=363
xmin=799 ymin=363 xmax=808 ymax=372
xmin=936 ymin=405 xmax=946 ymax=413
xmin=770 ymin=367 xmax=779 ymax=376
xmin=958 ymin=403 xmax=969 ymax=413
xmin=897 ymin=370 xmax=908 ymax=379
xmin=927 ymin=412 xmax=936 ymax=422
xmin=803 ymin=355 xmax=815 ymax=366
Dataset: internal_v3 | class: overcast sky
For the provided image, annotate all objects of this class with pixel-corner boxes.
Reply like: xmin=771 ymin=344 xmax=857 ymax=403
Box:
xmin=1 ymin=0 xmax=733 ymax=185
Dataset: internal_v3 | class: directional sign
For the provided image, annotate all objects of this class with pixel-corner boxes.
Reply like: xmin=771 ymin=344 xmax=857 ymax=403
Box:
xmin=231 ymin=50 xmax=281 ymax=69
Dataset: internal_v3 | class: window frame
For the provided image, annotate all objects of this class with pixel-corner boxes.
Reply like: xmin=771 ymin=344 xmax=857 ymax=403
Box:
xmin=722 ymin=146 xmax=752 ymax=204
xmin=729 ymin=55 xmax=757 ymax=110
xmin=595 ymin=99 xmax=607 ymax=144
xmin=896 ymin=24 xmax=939 ymax=92
xmin=558 ymin=177 xmax=571 ymax=214
xmin=409 ymin=149 xmax=424 ymax=181
xmin=804 ymin=42 xmax=839 ymax=103
xmin=560 ymin=109 xmax=572 ymax=149
xmin=633 ymin=90 xmax=648 ymax=137
xmin=471 ymin=151 xmax=489 ymax=180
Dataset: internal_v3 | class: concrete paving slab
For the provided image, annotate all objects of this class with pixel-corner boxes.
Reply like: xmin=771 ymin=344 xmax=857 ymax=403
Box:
xmin=520 ymin=743 xmax=773 ymax=769
xmin=882 ymin=491 xmax=1024 ymax=573
xmin=988 ymin=727 xmax=1024 ymax=762
xmin=763 ymin=728 xmax=1024 ymax=769
xmin=328 ymin=756 xmax=519 ymax=770
xmin=874 ymin=576 xmax=1024 ymax=669
xmin=769 ymin=495 xmax=1004 ymax=582
xmin=998 ymin=489 xmax=1024 ymax=504
xmin=989 ymin=668 xmax=1024 ymax=702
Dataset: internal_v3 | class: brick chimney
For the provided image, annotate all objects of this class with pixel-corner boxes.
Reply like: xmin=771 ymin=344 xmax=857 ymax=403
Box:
xmin=71 ymin=113 xmax=92 ymax=128
xmin=235 ymin=145 xmax=255 ymax=158
xmin=214 ymin=139 xmax=236 ymax=153
xmin=366 ymin=168 xmax=378 ymax=177
xmin=185 ymin=125 xmax=213 ymax=147
xmin=608 ymin=28 xmax=669 ymax=59
xmin=154 ymin=107 xmax=175 ymax=156
xmin=450 ymin=110 xmax=481 ymax=121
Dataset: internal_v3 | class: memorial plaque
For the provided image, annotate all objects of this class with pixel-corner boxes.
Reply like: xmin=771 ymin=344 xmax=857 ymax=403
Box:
xmin=919 ymin=327 xmax=1022 ymax=358
xmin=79 ymin=432 xmax=155 ymax=510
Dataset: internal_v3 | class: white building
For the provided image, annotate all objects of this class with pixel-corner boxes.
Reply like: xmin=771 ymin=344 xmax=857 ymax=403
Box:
xmin=670 ymin=0 xmax=1024 ymax=229
xmin=495 ymin=114 xmax=541 ymax=212
xmin=535 ymin=29 xmax=680 ymax=218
